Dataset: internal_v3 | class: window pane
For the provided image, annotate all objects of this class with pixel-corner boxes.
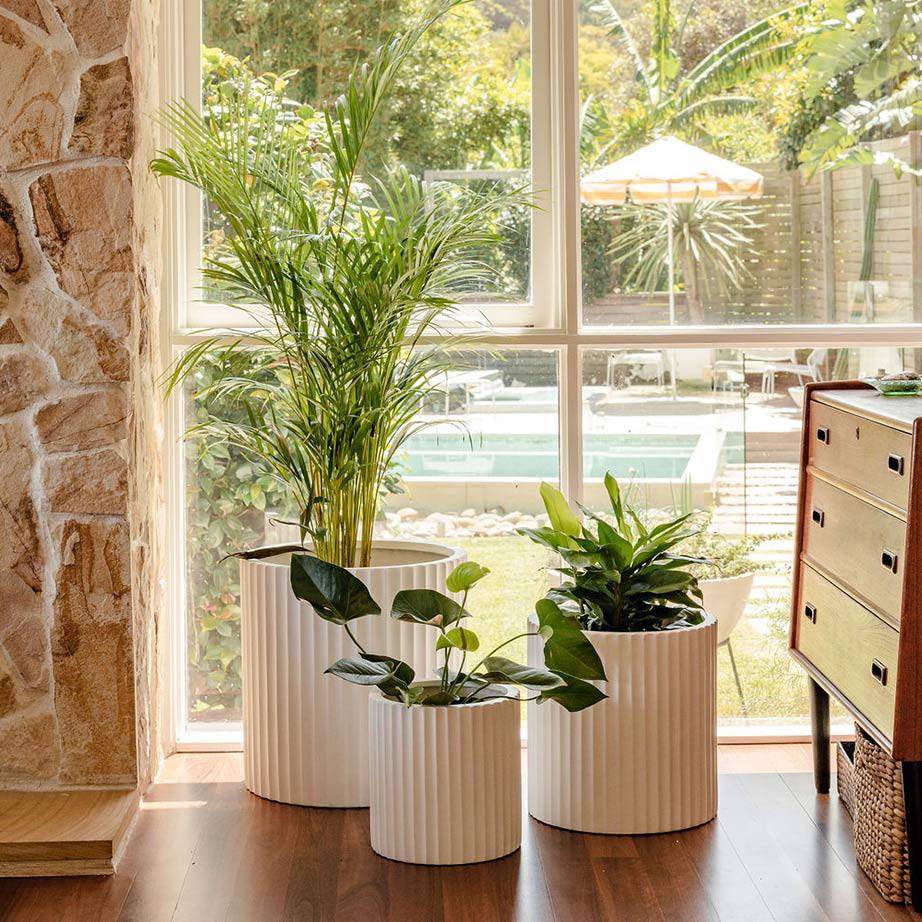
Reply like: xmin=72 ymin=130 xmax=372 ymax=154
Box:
xmin=582 ymin=346 xmax=922 ymax=732
xmin=577 ymin=1 xmax=919 ymax=327
xmin=201 ymin=1 xmax=532 ymax=308
xmin=378 ymin=350 xmax=559 ymax=670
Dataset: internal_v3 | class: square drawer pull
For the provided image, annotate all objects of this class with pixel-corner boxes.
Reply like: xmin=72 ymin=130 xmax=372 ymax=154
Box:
xmin=871 ymin=660 xmax=888 ymax=686
xmin=881 ymin=549 xmax=899 ymax=573
xmin=888 ymin=453 xmax=905 ymax=475
xmin=816 ymin=426 xmax=830 ymax=444
xmin=804 ymin=603 xmax=817 ymax=623
xmin=811 ymin=508 xmax=825 ymax=527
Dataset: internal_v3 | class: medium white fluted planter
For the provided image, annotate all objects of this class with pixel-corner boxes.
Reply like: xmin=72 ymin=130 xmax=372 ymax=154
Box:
xmin=239 ymin=540 xmax=465 ymax=808
xmin=527 ymin=613 xmax=717 ymax=834
xmin=700 ymin=572 xmax=754 ymax=645
xmin=369 ymin=691 xmax=521 ymax=865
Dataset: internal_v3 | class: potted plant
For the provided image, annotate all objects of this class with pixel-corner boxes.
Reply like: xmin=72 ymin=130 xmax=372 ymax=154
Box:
xmin=289 ymin=554 xmax=607 ymax=864
xmin=519 ymin=475 xmax=718 ymax=834
xmin=152 ymin=2 xmax=530 ymax=807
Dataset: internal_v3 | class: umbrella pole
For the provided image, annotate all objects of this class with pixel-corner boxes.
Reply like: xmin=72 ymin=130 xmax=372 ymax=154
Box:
xmin=667 ymin=185 xmax=677 ymax=398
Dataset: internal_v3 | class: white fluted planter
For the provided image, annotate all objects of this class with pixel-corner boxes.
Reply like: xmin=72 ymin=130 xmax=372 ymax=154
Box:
xmin=239 ymin=540 xmax=465 ymax=808
xmin=369 ymin=691 xmax=521 ymax=865
xmin=527 ymin=613 xmax=717 ymax=834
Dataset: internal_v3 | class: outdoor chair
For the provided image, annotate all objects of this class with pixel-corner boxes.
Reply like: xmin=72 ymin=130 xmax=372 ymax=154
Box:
xmin=759 ymin=348 xmax=827 ymax=395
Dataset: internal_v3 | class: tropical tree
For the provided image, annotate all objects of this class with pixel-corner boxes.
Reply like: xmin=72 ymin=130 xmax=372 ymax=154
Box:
xmin=583 ymin=0 xmax=807 ymax=167
xmin=797 ymin=0 xmax=922 ymax=174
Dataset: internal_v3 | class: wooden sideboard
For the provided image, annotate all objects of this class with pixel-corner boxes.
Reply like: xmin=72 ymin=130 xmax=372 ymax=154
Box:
xmin=790 ymin=380 xmax=922 ymax=910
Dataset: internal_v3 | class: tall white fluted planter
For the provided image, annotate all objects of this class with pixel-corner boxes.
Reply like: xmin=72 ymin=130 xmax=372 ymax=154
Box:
xmin=240 ymin=540 xmax=465 ymax=808
xmin=527 ymin=613 xmax=717 ymax=834
xmin=369 ymin=691 xmax=521 ymax=864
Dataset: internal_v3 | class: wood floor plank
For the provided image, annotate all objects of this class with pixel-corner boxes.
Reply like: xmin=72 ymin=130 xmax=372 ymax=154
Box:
xmin=679 ymin=819 xmax=775 ymax=922
xmin=2 ymin=751 xmax=920 ymax=922
xmin=716 ymin=773 xmax=833 ymax=922
xmin=782 ymin=773 xmax=917 ymax=921
xmin=736 ymin=772 xmax=886 ymax=922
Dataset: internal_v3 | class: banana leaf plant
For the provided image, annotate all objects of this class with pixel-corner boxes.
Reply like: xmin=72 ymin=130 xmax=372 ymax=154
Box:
xmin=519 ymin=474 xmax=707 ymax=632
xmin=289 ymin=555 xmax=608 ymax=712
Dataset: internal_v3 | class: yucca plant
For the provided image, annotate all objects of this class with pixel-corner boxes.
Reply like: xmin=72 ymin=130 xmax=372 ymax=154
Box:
xmin=152 ymin=1 xmax=529 ymax=567
xmin=611 ymin=195 xmax=761 ymax=323
xmin=519 ymin=475 xmax=706 ymax=632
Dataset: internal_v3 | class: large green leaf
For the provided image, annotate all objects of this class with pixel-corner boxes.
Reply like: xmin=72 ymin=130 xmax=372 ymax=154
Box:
xmin=325 ymin=656 xmax=410 ymax=686
xmin=391 ymin=588 xmax=466 ymax=627
xmin=436 ymin=626 xmax=480 ymax=652
xmin=445 ymin=561 xmax=490 ymax=593
xmin=539 ymin=482 xmax=581 ymax=537
xmin=539 ymin=673 xmax=608 ymax=713
xmin=535 ymin=599 xmax=606 ymax=681
xmin=477 ymin=656 xmax=565 ymax=690
xmin=290 ymin=554 xmax=380 ymax=624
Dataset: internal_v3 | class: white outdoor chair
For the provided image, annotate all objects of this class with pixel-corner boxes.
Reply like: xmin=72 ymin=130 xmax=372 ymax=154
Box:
xmin=760 ymin=348 xmax=827 ymax=395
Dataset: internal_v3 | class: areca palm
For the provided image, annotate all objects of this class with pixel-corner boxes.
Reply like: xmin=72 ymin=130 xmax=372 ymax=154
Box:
xmin=152 ymin=0 xmax=530 ymax=568
xmin=584 ymin=0 xmax=807 ymax=166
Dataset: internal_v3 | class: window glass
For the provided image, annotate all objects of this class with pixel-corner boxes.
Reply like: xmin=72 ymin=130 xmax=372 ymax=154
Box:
xmin=583 ymin=346 xmax=921 ymax=731
xmin=577 ymin=0 xmax=918 ymax=327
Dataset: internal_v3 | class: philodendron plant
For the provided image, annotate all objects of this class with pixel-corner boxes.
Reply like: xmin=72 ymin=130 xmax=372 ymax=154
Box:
xmin=289 ymin=554 xmax=608 ymax=711
xmin=519 ymin=474 xmax=706 ymax=632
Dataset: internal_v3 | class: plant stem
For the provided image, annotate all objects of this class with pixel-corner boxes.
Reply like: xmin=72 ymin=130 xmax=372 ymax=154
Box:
xmin=343 ymin=622 xmax=368 ymax=657
xmin=467 ymin=631 xmax=542 ymax=678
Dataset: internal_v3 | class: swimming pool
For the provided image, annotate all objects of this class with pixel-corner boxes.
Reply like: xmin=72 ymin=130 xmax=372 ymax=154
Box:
xmin=398 ymin=433 xmax=701 ymax=481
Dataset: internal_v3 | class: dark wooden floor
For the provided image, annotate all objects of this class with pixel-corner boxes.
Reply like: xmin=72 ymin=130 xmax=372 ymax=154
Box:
xmin=0 ymin=751 xmax=919 ymax=922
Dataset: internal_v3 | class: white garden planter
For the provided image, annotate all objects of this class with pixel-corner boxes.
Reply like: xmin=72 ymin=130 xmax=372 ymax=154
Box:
xmin=239 ymin=540 xmax=465 ymax=808
xmin=369 ymin=690 xmax=521 ymax=864
xmin=527 ymin=613 xmax=717 ymax=834
xmin=700 ymin=572 xmax=754 ymax=646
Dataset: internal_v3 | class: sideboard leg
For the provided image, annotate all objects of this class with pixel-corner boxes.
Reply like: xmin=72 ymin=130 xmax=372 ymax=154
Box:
xmin=902 ymin=762 xmax=922 ymax=912
xmin=808 ymin=678 xmax=830 ymax=794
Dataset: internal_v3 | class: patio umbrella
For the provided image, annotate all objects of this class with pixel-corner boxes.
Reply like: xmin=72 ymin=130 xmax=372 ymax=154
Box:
xmin=581 ymin=136 xmax=764 ymax=330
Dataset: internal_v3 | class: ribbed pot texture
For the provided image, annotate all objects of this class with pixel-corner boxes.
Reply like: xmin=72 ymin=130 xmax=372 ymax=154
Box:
xmin=527 ymin=613 xmax=717 ymax=834
xmin=240 ymin=540 xmax=465 ymax=808
xmin=369 ymin=692 xmax=522 ymax=864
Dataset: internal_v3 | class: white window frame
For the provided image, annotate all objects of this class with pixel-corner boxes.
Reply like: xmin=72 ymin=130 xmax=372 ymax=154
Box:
xmin=160 ymin=0 xmax=922 ymax=751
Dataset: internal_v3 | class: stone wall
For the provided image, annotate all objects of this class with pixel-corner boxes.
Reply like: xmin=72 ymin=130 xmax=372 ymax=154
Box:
xmin=0 ymin=0 xmax=162 ymax=788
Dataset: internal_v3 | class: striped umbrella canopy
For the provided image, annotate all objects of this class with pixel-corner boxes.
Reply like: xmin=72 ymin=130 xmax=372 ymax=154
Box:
xmin=580 ymin=136 xmax=764 ymax=205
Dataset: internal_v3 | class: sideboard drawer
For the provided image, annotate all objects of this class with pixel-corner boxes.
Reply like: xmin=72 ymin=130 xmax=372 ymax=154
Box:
xmin=809 ymin=399 xmax=912 ymax=509
xmin=796 ymin=564 xmax=898 ymax=740
xmin=802 ymin=474 xmax=905 ymax=621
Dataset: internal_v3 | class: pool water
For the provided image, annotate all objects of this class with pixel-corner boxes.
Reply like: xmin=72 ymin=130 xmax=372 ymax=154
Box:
xmin=398 ymin=433 xmax=699 ymax=480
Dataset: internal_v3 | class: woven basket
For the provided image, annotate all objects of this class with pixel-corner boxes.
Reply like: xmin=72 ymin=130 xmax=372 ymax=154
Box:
xmin=837 ymin=740 xmax=856 ymax=818
xmin=853 ymin=727 xmax=912 ymax=904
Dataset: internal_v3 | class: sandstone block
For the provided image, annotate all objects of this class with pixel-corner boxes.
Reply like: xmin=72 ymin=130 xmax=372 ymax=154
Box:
xmin=53 ymin=0 xmax=129 ymax=57
xmin=0 ymin=351 xmax=51 ymax=415
xmin=71 ymin=58 xmax=133 ymax=159
xmin=0 ymin=705 xmax=59 ymax=780
xmin=45 ymin=449 xmax=127 ymax=515
xmin=53 ymin=519 xmax=135 ymax=783
xmin=29 ymin=166 xmax=134 ymax=336
xmin=0 ymin=18 xmax=66 ymax=170
xmin=36 ymin=389 xmax=127 ymax=452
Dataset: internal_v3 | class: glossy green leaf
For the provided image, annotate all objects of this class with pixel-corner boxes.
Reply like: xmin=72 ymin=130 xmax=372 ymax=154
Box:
xmin=535 ymin=599 xmax=606 ymax=681
xmin=477 ymin=656 xmax=566 ymax=690
xmin=435 ymin=626 xmax=480 ymax=652
xmin=445 ymin=561 xmax=491 ymax=593
xmin=391 ymin=588 xmax=466 ymax=627
xmin=539 ymin=482 xmax=581 ymax=537
xmin=539 ymin=673 xmax=608 ymax=712
xmin=290 ymin=554 xmax=380 ymax=624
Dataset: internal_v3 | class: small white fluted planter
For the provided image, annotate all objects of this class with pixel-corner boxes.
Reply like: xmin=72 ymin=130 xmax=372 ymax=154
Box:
xmin=369 ymin=691 xmax=521 ymax=864
xmin=239 ymin=540 xmax=464 ymax=808
xmin=527 ymin=613 xmax=717 ymax=834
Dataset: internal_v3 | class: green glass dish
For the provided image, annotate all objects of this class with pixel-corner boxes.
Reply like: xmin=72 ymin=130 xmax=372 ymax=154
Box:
xmin=861 ymin=376 xmax=922 ymax=397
